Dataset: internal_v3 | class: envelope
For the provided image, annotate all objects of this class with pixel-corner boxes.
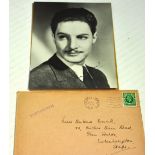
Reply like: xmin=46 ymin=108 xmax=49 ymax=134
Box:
xmin=14 ymin=90 xmax=144 ymax=155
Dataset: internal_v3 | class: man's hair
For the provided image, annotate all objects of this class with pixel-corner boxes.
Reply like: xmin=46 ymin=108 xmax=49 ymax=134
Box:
xmin=51 ymin=8 xmax=97 ymax=35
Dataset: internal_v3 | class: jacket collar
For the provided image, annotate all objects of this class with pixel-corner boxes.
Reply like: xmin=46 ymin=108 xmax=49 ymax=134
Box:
xmin=47 ymin=54 xmax=81 ymax=82
xmin=48 ymin=54 xmax=69 ymax=70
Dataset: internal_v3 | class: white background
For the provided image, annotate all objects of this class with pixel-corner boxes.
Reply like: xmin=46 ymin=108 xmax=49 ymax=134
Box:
xmin=1 ymin=0 xmax=154 ymax=155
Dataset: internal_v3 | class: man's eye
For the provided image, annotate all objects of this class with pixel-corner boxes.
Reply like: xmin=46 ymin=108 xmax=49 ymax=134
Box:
xmin=58 ymin=35 xmax=66 ymax=40
xmin=77 ymin=36 xmax=88 ymax=40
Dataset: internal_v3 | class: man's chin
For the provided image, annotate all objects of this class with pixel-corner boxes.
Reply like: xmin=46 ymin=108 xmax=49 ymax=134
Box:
xmin=64 ymin=57 xmax=85 ymax=64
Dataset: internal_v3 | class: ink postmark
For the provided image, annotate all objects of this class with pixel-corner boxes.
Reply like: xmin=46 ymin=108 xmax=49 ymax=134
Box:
xmin=84 ymin=97 xmax=100 ymax=109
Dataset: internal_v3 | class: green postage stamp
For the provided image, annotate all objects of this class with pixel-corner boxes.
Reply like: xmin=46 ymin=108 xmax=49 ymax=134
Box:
xmin=122 ymin=93 xmax=136 ymax=106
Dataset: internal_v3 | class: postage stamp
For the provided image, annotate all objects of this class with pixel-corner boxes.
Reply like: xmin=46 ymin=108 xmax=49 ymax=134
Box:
xmin=122 ymin=93 xmax=136 ymax=106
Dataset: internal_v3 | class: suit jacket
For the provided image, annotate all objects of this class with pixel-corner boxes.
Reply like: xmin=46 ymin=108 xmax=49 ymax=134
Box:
xmin=29 ymin=54 xmax=110 ymax=89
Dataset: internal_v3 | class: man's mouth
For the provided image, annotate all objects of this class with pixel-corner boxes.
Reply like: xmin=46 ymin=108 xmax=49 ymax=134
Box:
xmin=65 ymin=50 xmax=83 ymax=56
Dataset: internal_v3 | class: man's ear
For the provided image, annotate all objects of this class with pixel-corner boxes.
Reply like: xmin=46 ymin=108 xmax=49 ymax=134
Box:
xmin=92 ymin=32 xmax=97 ymax=44
xmin=52 ymin=32 xmax=56 ymax=44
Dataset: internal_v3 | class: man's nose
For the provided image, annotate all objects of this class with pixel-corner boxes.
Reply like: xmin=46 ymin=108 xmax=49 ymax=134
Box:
xmin=69 ymin=38 xmax=78 ymax=49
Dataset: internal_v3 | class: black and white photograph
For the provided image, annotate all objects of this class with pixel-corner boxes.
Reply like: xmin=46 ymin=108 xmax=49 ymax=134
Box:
xmin=29 ymin=2 xmax=118 ymax=89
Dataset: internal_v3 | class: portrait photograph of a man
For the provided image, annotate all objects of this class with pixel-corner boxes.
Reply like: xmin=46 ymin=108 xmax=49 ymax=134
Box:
xmin=29 ymin=2 xmax=118 ymax=89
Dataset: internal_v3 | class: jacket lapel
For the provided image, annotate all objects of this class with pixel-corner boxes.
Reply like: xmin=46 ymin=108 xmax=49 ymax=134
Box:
xmin=48 ymin=54 xmax=86 ymax=88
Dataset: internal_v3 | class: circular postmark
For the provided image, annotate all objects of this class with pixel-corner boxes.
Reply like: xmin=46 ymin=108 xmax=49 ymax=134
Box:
xmin=84 ymin=97 xmax=100 ymax=109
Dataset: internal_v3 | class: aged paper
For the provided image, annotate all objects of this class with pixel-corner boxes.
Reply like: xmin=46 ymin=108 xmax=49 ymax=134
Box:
xmin=14 ymin=90 xmax=144 ymax=155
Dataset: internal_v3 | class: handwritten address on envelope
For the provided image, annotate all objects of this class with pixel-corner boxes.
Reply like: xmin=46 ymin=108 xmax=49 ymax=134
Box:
xmin=62 ymin=117 xmax=136 ymax=154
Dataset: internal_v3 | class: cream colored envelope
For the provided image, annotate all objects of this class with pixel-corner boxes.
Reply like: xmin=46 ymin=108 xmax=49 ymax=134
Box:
xmin=14 ymin=90 xmax=144 ymax=155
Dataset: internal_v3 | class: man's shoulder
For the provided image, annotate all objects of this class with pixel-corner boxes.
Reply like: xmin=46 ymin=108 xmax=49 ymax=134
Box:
xmin=29 ymin=59 xmax=57 ymax=82
xmin=30 ymin=61 xmax=51 ymax=75
xmin=86 ymin=65 xmax=105 ymax=75
xmin=29 ymin=59 xmax=57 ymax=89
xmin=86 ymin=65 xmax=110 ymax=88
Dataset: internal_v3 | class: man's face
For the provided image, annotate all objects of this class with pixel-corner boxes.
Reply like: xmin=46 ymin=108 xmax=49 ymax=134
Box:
xmin=54 ymin=21 xmax=97 ymax=64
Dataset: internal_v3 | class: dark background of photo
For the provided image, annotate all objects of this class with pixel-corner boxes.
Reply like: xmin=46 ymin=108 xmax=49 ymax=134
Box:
xmin=30 ymin=2 xmax=118 ymax=88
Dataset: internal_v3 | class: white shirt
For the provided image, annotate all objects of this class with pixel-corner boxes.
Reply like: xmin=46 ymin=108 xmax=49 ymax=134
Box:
xmin=70 ymin=65 xmax=83 ymax=81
